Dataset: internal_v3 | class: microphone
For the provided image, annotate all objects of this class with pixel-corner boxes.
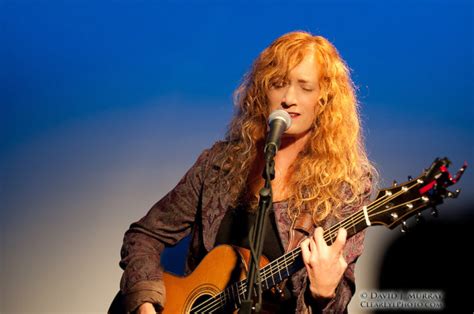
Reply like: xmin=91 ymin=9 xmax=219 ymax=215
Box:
xmin=264 ymin=109 xmax=292 ymax=160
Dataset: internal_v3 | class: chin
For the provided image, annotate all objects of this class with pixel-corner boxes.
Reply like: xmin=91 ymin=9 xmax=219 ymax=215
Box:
xmin=282 ymin=130 xmax=312 ymax=142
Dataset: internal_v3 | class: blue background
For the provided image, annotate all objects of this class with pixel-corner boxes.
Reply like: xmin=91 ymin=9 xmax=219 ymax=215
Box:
xmin=1 ymin=0 xmax=472 ymax=312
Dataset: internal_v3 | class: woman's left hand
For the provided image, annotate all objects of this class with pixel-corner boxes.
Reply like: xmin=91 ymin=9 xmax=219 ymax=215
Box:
xmin=300 ymin=227 xmax=348 ymax=299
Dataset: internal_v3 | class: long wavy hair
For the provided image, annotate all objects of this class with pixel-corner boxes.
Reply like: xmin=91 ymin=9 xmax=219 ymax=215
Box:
xmin=217 ymin=31 xmax=377 ymax=223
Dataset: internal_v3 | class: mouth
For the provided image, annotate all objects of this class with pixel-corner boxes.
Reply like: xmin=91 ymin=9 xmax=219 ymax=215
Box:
xmin=288 ymin=112 xmax=300 ymax=118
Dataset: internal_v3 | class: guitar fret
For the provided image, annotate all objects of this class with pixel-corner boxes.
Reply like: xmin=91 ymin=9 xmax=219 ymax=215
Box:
xmin=327 ymin=224 xmax=336 ymax=245
xmin=220 ymin=290 xmax=226 ymax=307
xmin=265 ymin=267 xmax=275 ymax=286
xmin=225 ymin=285 xmax=230 ymax=305
xmin=239 ymin=281 xmax=246 ymax=303
xmin=235 ymin=282 xmax=241 ymax=306
xmin=231 ymin=283 xmax=238 ymax=305
xmin=350 ymin=214 xmax=356 ymax=236
xmin=284 ymin=255 xmax=290 ymax=278
xmin=219 ymin=289 xmax=223 ymax=304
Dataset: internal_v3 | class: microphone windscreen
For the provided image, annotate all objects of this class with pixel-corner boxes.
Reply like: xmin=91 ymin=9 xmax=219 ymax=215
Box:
xmin=268 ymin=110 xmax=292 ymax=130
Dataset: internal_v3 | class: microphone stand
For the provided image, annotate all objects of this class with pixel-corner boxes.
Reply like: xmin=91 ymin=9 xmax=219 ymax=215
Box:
xmin=239 ymin=145 xmax=277 ymax=314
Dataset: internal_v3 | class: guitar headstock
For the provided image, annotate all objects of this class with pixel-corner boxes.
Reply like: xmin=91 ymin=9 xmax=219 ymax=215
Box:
xmin=368 ymin=157 xmax=467 ymax=230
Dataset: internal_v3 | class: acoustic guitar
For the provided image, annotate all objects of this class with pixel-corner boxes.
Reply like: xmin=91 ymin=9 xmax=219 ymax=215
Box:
xmin=109 ymin=157 xmax=466 ymax=313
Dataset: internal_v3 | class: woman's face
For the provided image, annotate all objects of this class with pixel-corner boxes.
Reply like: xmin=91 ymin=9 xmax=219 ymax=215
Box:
xmin=266 ymin=53 xmax=321 ymax=141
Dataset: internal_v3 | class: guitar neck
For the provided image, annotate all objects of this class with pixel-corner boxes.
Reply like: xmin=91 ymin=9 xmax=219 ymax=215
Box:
xmin=258 ymin=206 xmax=370 ymax=290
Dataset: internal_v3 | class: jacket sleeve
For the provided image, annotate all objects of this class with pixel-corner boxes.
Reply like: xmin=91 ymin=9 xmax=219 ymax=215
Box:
xmin=118 ymin=147 xmax=212 ymax=313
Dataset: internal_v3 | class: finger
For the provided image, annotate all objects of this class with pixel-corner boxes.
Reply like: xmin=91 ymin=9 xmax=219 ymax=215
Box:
xmin=308 ymin=236 xmax=319 ymax=263
xmin=332 ymin=228 xmax=347 ymax=253
xmin=309 ymin=234 xmax=317 ymax=250
xmin=313 ymin=227 xmax=325 ymax=251
xmin=339 ymin=254 xmax=348 ymax=269
xmin=300 ymin=238 xmax=311 ymax=265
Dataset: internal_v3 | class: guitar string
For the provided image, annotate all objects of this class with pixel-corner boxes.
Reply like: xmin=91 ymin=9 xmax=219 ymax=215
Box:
xmin=191 ymin=181 xmax=423 ymax=312
xmin=255 ymin=181 xmax=421 ymax=286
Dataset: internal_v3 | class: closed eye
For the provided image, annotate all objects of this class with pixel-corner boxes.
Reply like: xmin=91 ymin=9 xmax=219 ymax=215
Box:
xmin=270 ymin=78 xmax=288 ymax=89
xmin=272 ymin=82 xmax=286 ymax=89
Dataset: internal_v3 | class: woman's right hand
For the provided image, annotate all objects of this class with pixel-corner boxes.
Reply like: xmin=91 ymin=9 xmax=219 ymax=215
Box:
xmin=136 ymin=302 xmax=158 ymax=314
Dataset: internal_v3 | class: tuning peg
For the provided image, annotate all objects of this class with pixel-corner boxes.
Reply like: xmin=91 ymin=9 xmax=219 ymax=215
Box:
xmin=392 ymin=180 xmax=398 ymax=187
xmin=447 ymin=189 xmax=461 ymax=198
xmin=401 ymin=221 xmax=409 ymax=233
xmin=408 ymin=176 xmax=413 ymax=181
xmin=431 ymin=206 xmax=439 ymax=217
xmin=416 ymin=212 xmax=425 ymax=224
xmin=391 ymin=212 xmax=398 ymax=221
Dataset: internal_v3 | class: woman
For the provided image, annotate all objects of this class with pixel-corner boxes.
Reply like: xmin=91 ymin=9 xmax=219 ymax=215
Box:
xmin=116 ymin=31 xmax=376 ymax=313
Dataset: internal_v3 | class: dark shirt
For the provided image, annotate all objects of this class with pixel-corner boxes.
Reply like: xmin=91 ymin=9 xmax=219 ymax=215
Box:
xmin=215 ymin=204 xmax=284 ymax=261
xmin=215 ymin=202 xmax=297 ymax=312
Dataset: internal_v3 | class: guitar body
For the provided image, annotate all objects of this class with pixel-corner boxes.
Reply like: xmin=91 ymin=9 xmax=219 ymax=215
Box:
xmin=109 ymin=245 xmax=270 ymax=314
xmin=164 ymin=245 xmax=269 ymax=313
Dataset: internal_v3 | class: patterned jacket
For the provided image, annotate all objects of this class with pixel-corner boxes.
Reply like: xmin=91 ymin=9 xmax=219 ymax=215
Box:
xmin=118 ymin=141 xmax=368 ymax=313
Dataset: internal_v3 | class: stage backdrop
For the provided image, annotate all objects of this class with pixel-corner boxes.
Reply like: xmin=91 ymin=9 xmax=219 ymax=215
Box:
xmin=1 ymin=0 xmax=472 ymax=313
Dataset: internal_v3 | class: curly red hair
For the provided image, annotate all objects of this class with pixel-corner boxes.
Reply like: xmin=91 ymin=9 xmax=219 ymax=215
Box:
xmin=218 ymin=31 xmax=377 ymax=222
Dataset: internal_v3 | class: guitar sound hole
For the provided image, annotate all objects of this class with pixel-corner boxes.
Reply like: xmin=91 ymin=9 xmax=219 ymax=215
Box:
xmin=190 ymin=294 xmax=220 ymax=313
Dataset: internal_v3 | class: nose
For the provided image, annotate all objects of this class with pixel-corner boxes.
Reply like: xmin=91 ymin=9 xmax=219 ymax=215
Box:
xmin=281 ymin=85 xmax=297 ymax=108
